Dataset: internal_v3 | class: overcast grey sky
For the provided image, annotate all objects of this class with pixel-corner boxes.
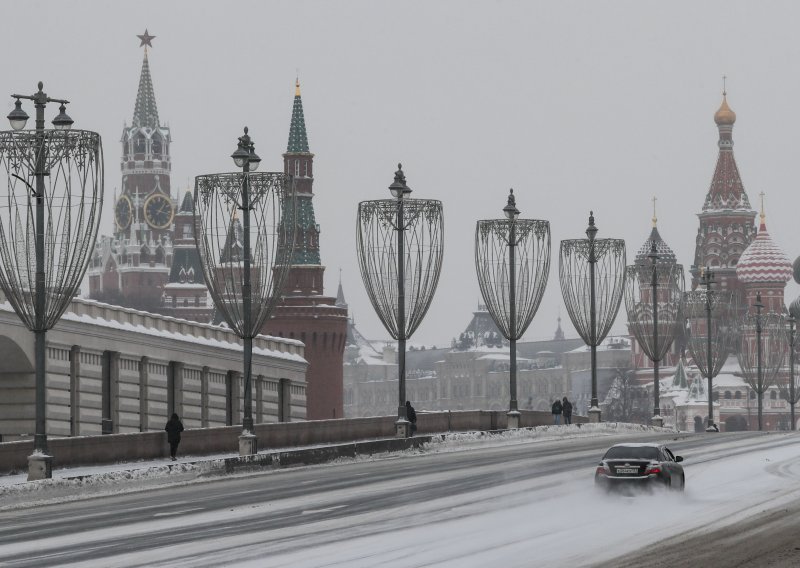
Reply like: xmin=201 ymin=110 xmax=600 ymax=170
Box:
xmin=5 ymin=0 xmax=799 ymax=346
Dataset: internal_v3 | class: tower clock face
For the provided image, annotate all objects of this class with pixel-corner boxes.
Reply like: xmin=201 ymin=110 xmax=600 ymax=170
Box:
xmin=114 ymin=195 xmax=133 ymax=230
xmin=143 ymin=193 xmax=175 ymax=229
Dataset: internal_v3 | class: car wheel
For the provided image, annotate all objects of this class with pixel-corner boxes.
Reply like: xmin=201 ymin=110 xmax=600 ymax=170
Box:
xmin=679 ymin=475 xmax=685 ymax=491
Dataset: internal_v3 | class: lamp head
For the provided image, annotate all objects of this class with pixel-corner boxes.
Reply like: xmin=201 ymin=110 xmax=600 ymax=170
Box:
xmin=248 ymin=150 xmax=261 ymax=171
xmin=503 ymin=188 xmax=520 ymax=220
xmin=52 ymin=103 xmax=73 ymax=131
xmin=389 ymin=163 xmax=411 ymax=198
xmin=7 ymin=99 xmax=28 ymax=131
xmin=231 ymin=127 xmax=251 ymax=168
xmin=585 ymin=211 xmax=598 ymax=241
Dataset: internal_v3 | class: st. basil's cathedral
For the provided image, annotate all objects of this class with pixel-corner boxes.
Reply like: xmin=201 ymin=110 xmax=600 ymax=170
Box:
xmin=626 ymin=89 xmax=798 ymax=431
xmin=87 ymin=34 xmax=348 ymax=420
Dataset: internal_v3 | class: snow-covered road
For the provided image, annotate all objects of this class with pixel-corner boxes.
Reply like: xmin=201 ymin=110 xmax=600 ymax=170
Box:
xmin=2 ymin=427 xmax=799 ymax=567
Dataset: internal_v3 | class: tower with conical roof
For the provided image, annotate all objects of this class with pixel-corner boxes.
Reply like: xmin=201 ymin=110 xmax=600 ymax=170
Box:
xmin=89 ymin=30 xmax=178 ymax=315
xmin=629 ymin=206 xmax=683 ymax=371
xmin=690 ymin=88 xmax=757 ymax=303
xmin=735 ymin=196 xmax=793 ymax=314
xmin=162 ymin=190 xmax=212 ymax=322
xmin=262 ymin=80 xmax=348 ymax=420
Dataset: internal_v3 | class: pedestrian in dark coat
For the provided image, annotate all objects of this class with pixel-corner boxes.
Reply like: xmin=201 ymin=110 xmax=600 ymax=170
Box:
xmin=551 ymin=399 xmax=563 ymax=425
xmin=405 ymin=401 xmax=418 ymax=434
xmin=165 ymin=413 xmax=184 ymax=461
xmin=562 ymin=397 xmax=573 ymax=425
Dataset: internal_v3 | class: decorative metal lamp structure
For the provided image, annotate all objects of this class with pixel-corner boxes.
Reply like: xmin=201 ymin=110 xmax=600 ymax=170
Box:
xmin=559 ymin=212 xmax=626 ymax=422
xmin=475 ymin=189 xmax=550 ymax=428
xmin=737 ymin=292 xmax=788 ymax=431
xmin=624 ymin=210 xmax=685 ymax=427
xmin=194 ymin=127 xmax=295 ymax=456
xmin=0 ymin=82 xmax=103 ymax=480
xmin=684 ymin=267 xmax=737 ymax=431
xmin=778 ymin=311 xmax=797 ymax=430
xmin=356 ymin=164 xmax=443 ymax=437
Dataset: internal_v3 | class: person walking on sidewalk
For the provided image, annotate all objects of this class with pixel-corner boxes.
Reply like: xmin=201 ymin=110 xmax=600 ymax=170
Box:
xmin=551 ymin=399 xmax=563 ymax=425
xmin=406 ymin=401 xmax=418 ymax=435
xmin=165 ymin=413 xmax=184 ymax=461
xmin=562 ymin=396 xmax=573 ymax=425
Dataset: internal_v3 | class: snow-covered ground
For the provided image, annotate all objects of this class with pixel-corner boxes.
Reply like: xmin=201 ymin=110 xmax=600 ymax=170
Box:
xmin=3 ymin=426 xmax=799 ymax=567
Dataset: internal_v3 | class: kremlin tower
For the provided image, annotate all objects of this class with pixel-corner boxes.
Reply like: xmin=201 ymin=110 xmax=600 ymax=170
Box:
xmin=88 ymin=31 xmax=211 ymax=323
xmin=262 ymin=81 xmax=349 ymax=420
xmin=690 ymin=89 xmax=757 ymax=306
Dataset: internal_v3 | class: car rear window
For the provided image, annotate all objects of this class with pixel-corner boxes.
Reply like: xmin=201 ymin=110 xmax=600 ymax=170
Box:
xmin=603 ymin=446 xmax=659 ymax=460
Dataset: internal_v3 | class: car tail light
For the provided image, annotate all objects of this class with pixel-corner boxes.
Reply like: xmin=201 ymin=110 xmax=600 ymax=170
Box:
xmin=596 ymin=463 xmax=610 ymax=476
xmin=644 ymin=463 xmax=661 ymax=475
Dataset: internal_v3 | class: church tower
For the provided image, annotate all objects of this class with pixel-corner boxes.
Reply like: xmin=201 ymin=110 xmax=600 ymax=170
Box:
xmin=690 ymin=88 xmax=757 ymax=305
xmin=262 ymin=80 xmax=349 ymax=420
xmin=89 ymin=30 xmax=177 ymax=313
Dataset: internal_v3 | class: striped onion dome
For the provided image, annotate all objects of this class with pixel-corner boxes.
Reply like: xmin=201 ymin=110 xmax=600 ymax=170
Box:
xmin=735 ymin=217 xmax=792 ymax=284
xmin=634 ymin=226 xmax=677 ymax=267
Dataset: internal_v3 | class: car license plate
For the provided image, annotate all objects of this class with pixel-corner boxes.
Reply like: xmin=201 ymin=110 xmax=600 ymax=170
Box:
xmin=617 ymin=467 xmax=638 ymax=474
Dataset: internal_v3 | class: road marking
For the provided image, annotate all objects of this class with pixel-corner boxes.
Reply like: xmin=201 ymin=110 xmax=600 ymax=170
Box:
xmin=301 ymin=505 xmax=347 ymax=515
xmin=153 ymin=507 xmax=205 ymax=517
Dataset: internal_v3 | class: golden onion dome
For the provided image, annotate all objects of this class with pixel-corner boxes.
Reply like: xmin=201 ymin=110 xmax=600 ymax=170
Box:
xmin=714 ymin=94 xmax=736 ymax=125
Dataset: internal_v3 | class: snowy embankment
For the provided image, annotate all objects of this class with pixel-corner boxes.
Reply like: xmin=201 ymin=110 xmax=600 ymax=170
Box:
xmin=0 ymin=423 xmax=669 ymax=510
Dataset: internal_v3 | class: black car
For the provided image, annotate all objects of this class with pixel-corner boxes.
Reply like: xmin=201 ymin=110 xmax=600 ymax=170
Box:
xmin=594 ymin=443 xmax=685 ymax=491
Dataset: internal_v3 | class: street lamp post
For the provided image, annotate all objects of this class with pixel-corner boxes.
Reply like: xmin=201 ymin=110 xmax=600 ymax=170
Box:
xmin=356 ymin=164 xmax=443 ymax=437
xmin=475 ymin=190 xmax=551 ymax=428
xmin=702 ymin=268 xmax=715 ymax=430
xmin=624 ymin=241 xmax=684 ymax=428
xmin=755 ymin=293 xmax=764 ymax=431
xmin=194 ymin=127 xmax=295 ymax=456
xmin=0 ymin=82 xmax=103 ymax=480
xmin=789 ymin=315 xmax=797 ymax=430
xmin=560 ymin=212 xmax=626 ymax=422
xmin=684 ymin=267 xmax=737 ymax=432
xmin=736 ymin=292 xmax=788 ymax=432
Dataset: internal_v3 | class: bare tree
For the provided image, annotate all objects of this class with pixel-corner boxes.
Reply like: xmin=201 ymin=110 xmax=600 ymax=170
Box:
xmin=602 ymin=366 xmax=651 ymax=424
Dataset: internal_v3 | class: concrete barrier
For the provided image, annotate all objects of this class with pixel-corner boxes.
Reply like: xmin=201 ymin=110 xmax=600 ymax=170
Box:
xmin=0 ymin=410 xmax=586 ymax=474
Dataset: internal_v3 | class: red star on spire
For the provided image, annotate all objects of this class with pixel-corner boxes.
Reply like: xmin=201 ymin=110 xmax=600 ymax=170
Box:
xmin=137 ymin=29 xmax=155 ymax=49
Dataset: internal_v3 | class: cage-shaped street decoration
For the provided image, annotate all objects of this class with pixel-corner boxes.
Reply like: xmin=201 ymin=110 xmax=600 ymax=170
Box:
xmin=356 ymin=195 xmax=443 ymax=341
xmin=0 ymin=129 xmax=103 ymax=331
xmin=475 ymin=217 xmax=550 ymax=341
xmin=560 ymin=239 xmax=627 ymax=346
xmin=624 ymin=256 xmax=685 ymax=420
xmin=737 ymin=306 xmax=788 ymax=430
xmin=684 ymin=289 xmax=738 ymax=383
xmin=356 ymin=164 xmax=443 ymax=435
xmin=559 ymin=213 xmax=626 ymax=418
xmin=194 ymin=171 xmax=296 ymax=338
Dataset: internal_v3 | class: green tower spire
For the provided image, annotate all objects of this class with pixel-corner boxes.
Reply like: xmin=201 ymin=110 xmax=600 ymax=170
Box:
xmin=287 ymin=79 xmax=309 ymax=153
xmin=133 ymin=51 xmax=160 ymax=129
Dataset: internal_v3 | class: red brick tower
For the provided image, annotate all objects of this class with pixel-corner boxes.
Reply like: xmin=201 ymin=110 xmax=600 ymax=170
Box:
xmin=89 ymin=31 xmax=178 ymax=314
xmin=262 ymin=80 xmax=348 ymax=420
xmin=690 ymin=89 xmax=757 ymax=306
